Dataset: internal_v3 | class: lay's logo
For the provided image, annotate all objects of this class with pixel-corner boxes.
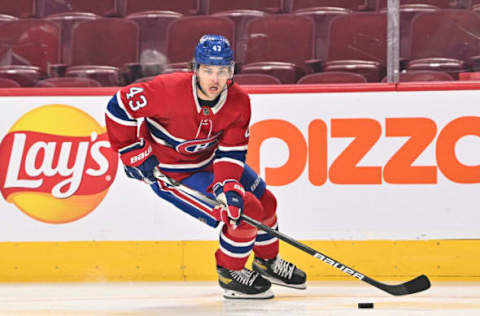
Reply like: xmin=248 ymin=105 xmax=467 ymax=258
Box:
xmin=0 ymin=105 xmax=118 ymax=224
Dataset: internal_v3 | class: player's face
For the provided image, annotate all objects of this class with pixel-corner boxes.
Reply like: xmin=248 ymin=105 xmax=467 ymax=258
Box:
xmin=196 ymin=64 xmax=231 ymax=100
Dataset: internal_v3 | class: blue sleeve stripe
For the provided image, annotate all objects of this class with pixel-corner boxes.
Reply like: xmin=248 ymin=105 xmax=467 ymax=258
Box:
xmin=115 ymin=91 xmax=134 ymax=120
xmin=106 ymin=95 xmax=137 ymax=125
xmin=215 ymin=149 xmax=246 ymax=162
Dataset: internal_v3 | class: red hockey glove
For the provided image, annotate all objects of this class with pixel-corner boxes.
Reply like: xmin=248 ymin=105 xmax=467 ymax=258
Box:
xmin=212 ymin=180 xmax=245 ymax=229
xmin=119 ymin=139 xmax=159 ymax=184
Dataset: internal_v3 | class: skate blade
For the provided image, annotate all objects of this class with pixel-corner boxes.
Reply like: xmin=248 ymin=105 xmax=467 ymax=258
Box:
xmin=223 ymin=289 xmax=274 ymax=299
xmin=262 ymin=276 xmax=307 ymax=290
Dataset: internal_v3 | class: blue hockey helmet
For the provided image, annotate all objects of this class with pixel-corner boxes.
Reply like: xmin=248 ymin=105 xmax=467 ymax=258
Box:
xmin=194 ymin=34 xmax=234 ymax=67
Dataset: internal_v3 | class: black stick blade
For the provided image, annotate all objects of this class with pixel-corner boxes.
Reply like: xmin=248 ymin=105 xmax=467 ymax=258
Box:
xmin=403 ymin=274 xmax=431 ymax=295
xmin=379 ymin=274 xmax=431 ymax=296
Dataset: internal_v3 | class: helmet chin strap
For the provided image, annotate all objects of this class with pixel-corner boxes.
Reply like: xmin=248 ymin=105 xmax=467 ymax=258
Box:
xmin=195 ymin=74 xmax=209 ymax=98
xmin=227 ymin=77 xmax=234 ymax=89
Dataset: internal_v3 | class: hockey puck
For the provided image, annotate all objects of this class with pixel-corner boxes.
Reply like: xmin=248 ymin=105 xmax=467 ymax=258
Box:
xmin=358 ymin=302 xmax=374 ymax=309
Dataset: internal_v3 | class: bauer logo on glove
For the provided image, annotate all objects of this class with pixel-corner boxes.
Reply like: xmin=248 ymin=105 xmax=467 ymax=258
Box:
xmin=119 ymin=139 xmax=159 ymax=184
xmin=129 ymin=144 xmax=152 ymax=164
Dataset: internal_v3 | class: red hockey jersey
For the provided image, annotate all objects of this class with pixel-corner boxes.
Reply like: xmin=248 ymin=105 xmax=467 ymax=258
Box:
xmin=105 ymin=72 xmax=250 ymax=185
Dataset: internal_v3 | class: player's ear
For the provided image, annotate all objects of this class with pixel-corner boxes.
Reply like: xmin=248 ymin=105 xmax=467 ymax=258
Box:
xmin=189 ymin=60 xmax=199 ymax=72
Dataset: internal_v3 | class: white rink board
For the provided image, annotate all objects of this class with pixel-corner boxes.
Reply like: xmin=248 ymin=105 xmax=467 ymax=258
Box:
xmin=0 ymin=90 xmax=479 ymax=242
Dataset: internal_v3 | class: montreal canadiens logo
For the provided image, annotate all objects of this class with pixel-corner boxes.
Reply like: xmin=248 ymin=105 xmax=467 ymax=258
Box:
xmin=176 ymin=137 xmax=219 ymax=154
xmin=0 ymin=105 xmax=118 ymax=224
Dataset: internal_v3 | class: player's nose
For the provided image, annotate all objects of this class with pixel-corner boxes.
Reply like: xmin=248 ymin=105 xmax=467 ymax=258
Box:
xmin=210 ymin=74 xmax=219 ymax=84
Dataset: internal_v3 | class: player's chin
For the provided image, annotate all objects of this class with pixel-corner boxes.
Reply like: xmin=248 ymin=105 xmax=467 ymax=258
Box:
xmin=208 ymin=87 xmax=221 ymax=98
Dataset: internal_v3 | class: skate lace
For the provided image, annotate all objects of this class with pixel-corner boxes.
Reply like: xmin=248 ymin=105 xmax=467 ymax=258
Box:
xmin=272 ymin=257 xmax=295 ymax=280
xmin=230 ymin=268 xmax=258 ymax=286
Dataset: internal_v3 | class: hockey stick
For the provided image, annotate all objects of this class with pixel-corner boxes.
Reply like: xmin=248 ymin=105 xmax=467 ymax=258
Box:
xmin=153 ymin=169 xmax=431 ymax=296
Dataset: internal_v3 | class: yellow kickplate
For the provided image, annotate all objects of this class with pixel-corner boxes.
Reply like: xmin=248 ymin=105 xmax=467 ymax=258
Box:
xmin=0 ymin=239 xmax=479 ymax=282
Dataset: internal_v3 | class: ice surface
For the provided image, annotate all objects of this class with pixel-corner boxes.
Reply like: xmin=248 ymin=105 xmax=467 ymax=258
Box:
xmin=0 ymin=281 xmax=479 ymax=315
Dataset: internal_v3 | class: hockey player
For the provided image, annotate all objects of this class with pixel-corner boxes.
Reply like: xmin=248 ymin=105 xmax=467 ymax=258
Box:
xmin=105 ymin=34 xmax=306 ymax=299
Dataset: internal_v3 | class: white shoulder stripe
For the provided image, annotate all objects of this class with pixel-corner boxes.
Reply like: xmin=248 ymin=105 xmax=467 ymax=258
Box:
xmin=214 ymin=157 xmax=245 ymax=167
xmin=105 ymin=109 xmax=137 ymax=126
xmin=116 ymin=91 xmax=134 ymax=120
xmin=218 ymin=145 xmax=248 ymax=151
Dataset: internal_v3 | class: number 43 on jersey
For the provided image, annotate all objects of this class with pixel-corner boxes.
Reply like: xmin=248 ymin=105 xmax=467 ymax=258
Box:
xmin=126 ymin=87 xmax=147 ymax=111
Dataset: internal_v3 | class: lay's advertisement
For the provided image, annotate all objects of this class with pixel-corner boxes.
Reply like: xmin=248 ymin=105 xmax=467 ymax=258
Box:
xmin=0 ymin=105 xmax=118 ymax=224
xmin=0 ymin=89 xmax=479 ymax=242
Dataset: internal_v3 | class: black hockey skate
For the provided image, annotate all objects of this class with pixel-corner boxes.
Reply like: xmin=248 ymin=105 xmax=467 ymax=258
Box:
xmin=252 ymin=256 xmax=307 ymax=289
xmin=217 ymin=265 xmax=274 ymax=299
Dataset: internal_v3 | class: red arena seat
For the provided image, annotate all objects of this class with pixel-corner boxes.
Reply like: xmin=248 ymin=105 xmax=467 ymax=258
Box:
xmin=122 ymin=0 xmax=201 ymax=16
xmin=293 ymin=7 xmax=351 ymax=61
xmin=0 ymin=65 xmax=43 ymax=87
xmin=376 ymin=0 xmax=460 ymax=9
xmin=0 ymin=20 xmax=60 ymax=73
xmin=380 ymin=4 xmax=439 ymax=59
xmin=70 ymin=18 xmax=139 ymax=67
xmin=241 ymin=15 xmax=316 ymax=74
xmin=37 ymin=0 xmax=118 ymax=17
xmin=472 ymin=0 xmax=480 ymax=8
xmin=234 ymin=73 xmax=282 ymax=84
xmin=297 ymin=71 xmax=367 ymax=83
xmin=0 ymin=77 xmax=21 ymax=88
xmin=288 ymin=0 xmax=370 ymax=12
xmin=240 ymin=61 xmax=305 ymax=84
xmin=46 ymin=12 xmax=99 ymax=64
xmin=409 ymin=10 xmax=480 ymax=70
xmin=327 ymin=12 xmax=386 ymax=64
xmin=204 ymin=0 xmax=284 ymax=14
xmin=0 ymin=0 xmax=36 ymax=18
xmin=325 ymin=12 xmax=386 ymax=81
xmin=35 ymin=77 xmax=102 ymax=87
xmin=162 ymin=65 xmax=192 ymax=74
xmin=65 ymin=65 xmax=122 ymax=86
xmin=69 ymin=18 xmax=139 ymax=85
xmin=165 ymin=16 xmax=235 ymax=67
xmin=0 ymin=14 xmax=18 ymax=24
xmin=406 ymin=58 xmax=466 ymax=79
xmin=324 ymin=60 xmax=384 ymax=82
xmin=382 ymin=70 xmax=454 ymax=82
xmin=126 ymin=11 xmax=182 ymax=67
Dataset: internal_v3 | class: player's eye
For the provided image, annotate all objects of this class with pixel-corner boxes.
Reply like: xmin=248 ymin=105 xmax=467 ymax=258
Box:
xmin=218 ymin=70 xmax=229 ymax=78
xmin=200 ymin=67 xmax=230 ymax=79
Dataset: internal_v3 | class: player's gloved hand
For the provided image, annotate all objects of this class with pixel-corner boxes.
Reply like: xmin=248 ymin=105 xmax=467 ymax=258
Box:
xmin=119 ymin=139 xmax=159 ymax=184
xmin=212 ymin=180 xmax=245 ymax=229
